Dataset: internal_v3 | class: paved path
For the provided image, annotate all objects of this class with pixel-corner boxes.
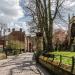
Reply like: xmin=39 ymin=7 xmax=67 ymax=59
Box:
xmin=0 ymin=53 xmax=51 ymax=75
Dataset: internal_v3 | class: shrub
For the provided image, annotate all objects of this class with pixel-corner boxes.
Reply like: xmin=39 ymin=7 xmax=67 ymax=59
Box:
xmin=34 ymin=50 xmax=43 ymax=62
xmin=0 ymin=53 xmax=6 ymax=60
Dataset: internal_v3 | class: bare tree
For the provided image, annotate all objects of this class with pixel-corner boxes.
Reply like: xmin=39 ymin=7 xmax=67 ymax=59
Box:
xmin=21 ymin=0 xmax=70 ymax=51
xmin=0 ymin=23 xmax=8 ymax=57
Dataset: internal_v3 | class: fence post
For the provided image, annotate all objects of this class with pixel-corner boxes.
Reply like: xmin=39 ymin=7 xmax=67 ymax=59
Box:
xmin=59 ymin=55 xmax=62 ymax=65
xmin=52 ymin=54 xmax=55 ymax=61
xmin=71 ymin=56 xmax=74 ymax=73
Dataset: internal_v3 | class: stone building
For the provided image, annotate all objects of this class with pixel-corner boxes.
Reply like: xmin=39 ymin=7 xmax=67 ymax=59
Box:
xmin=68 ymin=16 xmax=75 ymax=51
xmin=25 ymin=36 xmax=36 ymax=52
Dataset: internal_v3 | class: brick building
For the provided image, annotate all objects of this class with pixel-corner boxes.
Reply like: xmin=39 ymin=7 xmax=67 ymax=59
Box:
xmin=7 ymin=28 xmax=25 ymax=50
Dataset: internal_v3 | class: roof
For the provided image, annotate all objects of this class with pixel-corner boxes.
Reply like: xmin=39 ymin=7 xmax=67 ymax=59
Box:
xmin=8 ymin=31 xmax=25 ymax=42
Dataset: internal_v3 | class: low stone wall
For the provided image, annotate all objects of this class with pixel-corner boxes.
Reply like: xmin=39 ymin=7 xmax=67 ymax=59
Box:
xmin=39 ymin=56 xmax=73 ymax=75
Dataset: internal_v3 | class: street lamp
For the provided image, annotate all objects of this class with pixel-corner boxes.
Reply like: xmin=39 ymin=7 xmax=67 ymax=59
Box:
xmin=3 ymin=26 xmax=10 ymax=58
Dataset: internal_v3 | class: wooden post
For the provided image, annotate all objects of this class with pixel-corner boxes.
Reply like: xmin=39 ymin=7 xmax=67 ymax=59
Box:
xmin=52 ymin=54 xmax=55 ymax=61
xmin=71 ymin=56 xmax=74 ymax=73
xmin=59 ymin=55 xmax=62 ymax=65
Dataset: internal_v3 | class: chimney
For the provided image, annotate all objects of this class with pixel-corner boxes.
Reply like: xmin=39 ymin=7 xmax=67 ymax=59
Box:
xmin=12 ymin=28 xmax=15 ymax=32
xmin=20 ymin=28 xmax=22 ymax=32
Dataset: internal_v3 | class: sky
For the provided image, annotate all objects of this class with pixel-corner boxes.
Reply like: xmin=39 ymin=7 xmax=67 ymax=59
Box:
xmin=19 ymin=0 xmax=75 ymax=31
xmin=0 ymin=0 xmax=29 ymax=35
xmin=0 ymin=0 xmax=75 ymax=35
xmin=0 ymin=0 xmax=23 ymax=23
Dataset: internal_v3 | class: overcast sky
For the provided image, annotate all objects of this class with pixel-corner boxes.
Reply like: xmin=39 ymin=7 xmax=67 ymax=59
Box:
xmin=0 ymin=0 xmax=23 ymax=23
xmin=19 ymin=0 xmax=75 ymax=31
xmin=0 ymin=0 xmax=29 ymax=35
xmin=0 ymin=0 xmax=75 ymax=35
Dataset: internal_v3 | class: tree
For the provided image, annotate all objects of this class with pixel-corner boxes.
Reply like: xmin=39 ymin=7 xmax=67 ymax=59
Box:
xmin=21 ymin=0 xmax=69 ymax=51
xmin=0 ymin=23 xmax=8 ymax=57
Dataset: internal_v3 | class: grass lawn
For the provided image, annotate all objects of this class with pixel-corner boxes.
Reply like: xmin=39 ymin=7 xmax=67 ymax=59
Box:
xmin=48 ymin=51 xmax=75 ymax=65
xmin=49 ymin=51 xmax=75 ymax=57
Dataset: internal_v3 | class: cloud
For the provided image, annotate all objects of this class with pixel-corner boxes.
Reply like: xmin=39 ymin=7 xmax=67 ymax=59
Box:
xmin=53 ymin=23 xmax=68 ymax=31
xmin=17 ymin=0 xmax=75 ymax=31
xmin=0 ymin=0 xmax=23 ymax=24
xmin=64 ymin=0 xmax=75 ymax=7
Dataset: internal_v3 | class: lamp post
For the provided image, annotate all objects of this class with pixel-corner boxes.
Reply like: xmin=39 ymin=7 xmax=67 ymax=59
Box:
xmin=20 ymin=28 xmax=22 ymax=53
xmin=3 ymin=26 xmax=10 ymax=58
xmin=2 ymin=30 xmax=7 ymax=58
xmin=20 ymin=28 xmax=22 ymax=52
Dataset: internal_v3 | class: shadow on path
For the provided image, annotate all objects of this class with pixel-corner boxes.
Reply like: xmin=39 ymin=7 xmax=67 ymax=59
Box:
xmin=0 ymin=53 xmax=51 ymax=75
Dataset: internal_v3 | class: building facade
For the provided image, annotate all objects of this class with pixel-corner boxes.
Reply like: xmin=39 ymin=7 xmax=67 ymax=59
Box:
xmin=6 ymin=28 xmax=25 ymax=51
